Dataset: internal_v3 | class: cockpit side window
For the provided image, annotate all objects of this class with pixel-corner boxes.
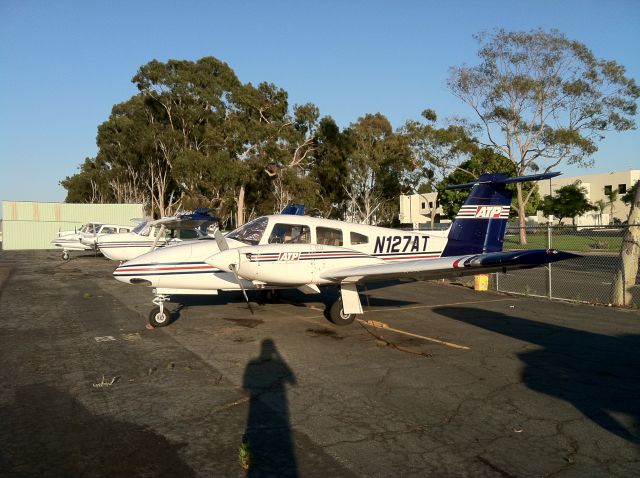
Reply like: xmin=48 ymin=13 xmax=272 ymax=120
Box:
xmin=268 ymin=223 xmax=311 ymax=244
xmin=227 ymin=217 xmax=269 ymax=245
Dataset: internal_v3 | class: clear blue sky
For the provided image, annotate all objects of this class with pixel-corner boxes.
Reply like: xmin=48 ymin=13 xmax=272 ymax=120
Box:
xmin=1 ymin=0 xmax=639 ymax=208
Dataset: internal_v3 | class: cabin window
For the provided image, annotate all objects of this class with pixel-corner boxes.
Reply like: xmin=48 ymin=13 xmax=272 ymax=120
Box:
xmin=268 ymin=223 xmax=311 ymax=244
xmin=317 ymin=227 xmax=343 ymax=246
xmin=618 ymin=184 xmax=627 ymax=194
xmin=421 ymin=201 xmax=426 ymax=209
xmin=118 ymin=227 xmax=129 ymax=233
xmin=227 ymin=216 xmax=269 ymax=245
xmin=101 ymin=227 xmax=116 ymax=234
xmin=350 ymin=232 xmax=369 ymax=245
xmin=604 ymin=185 xmax=612 ymax=195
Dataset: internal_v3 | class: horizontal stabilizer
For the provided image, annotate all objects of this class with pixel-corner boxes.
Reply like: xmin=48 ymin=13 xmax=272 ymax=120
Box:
xmin=446 ymin=171 xmax=561 ymax=190
xmin=321 ymin=249 xmax=579 ymax=284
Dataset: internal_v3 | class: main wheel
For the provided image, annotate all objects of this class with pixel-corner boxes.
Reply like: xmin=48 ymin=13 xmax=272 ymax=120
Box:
xmin=62 ymin=251 xmax=70 ymax=261
xmin=148 ymin=305 xmax=171 ymax=328
xmin=329 ymin=300 xmax=356 ymax=326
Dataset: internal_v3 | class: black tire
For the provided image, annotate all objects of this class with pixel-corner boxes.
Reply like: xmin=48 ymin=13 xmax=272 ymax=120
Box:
xmin=329 ymin=299 xmax=356 ymax=326
xmin=148 ymin=305 xmax=171 ymax=327
xmin=62 ymin=251 xmax=70 ymax=261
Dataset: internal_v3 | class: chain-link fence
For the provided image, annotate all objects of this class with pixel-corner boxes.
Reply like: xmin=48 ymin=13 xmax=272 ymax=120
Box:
xmin=490 ymin=225 xmax=640 ymax=308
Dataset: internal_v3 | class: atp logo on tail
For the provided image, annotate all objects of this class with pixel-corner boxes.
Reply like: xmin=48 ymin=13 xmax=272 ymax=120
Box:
xmin=456 ymin=205 xmax=510 ymax=219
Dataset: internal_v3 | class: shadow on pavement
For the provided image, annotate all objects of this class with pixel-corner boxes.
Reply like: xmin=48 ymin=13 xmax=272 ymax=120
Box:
xmin=0 ymin=384 xmax=194 ymax=477
xmin=242 ymin=339 xmax=298 ymax=477
xmin=433 ymin=306 xmax=640 ymax=443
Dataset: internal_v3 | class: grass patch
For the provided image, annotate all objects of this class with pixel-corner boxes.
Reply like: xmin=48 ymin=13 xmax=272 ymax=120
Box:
xmin=504 ymin=232 xmax=622 ymax=252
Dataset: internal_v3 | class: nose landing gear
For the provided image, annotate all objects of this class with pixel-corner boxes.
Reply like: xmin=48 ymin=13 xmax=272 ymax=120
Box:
xmin=149 ymin=294 xmax=172 ymax=327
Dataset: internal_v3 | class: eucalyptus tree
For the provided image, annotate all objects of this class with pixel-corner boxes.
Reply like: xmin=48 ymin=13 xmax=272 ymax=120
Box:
xmin=401 ymin=109 xmax=478 ymax=226
xmin=448 ymin=29 xmax=639 ymax=243
xmin=344 ymin=113 xmax=413 ymax=225
xmin=613 ymin=180 xmax=640 ymax=305
xmin=308 ymin=116 xmax=352 ymax=219
xmin=132 ymin=57 xmax=242 ymax=217
xmin=60 ymin=157 xmax=113 ymax=204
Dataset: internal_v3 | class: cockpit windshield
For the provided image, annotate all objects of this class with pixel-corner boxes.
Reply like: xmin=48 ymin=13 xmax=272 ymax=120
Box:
xmin=226 ymin=217 xmax=269 ymax=245
xmin=131 ymin=221 xmax=151 ymax=236
xmin=80 ymin=223 xmax=102 ymax=234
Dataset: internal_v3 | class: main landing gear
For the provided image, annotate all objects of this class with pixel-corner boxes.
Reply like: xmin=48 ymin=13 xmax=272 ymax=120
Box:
xmin=328 ymin=299 xmax=356 ymax=326
xmin=149 ymin=294 xmax=172 ymax=328
xmin=62 ymin=250 xmax=70 ymax=261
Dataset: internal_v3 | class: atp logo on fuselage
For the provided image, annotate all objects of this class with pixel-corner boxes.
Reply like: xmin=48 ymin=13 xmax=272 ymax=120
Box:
xmin=278 ymin=252 xmax=300 ymax=261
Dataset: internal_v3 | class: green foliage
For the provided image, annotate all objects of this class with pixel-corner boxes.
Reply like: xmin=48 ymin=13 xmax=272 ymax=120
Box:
xmin=343 ymin=113 xmax=414 ymax=224
xmin=238 ymin=442 xmax=252 ymax=470
xmin=542 ymin=183 xmax=596 ymax=225
xmin=621 ymin=180 xmax=639 ymax=206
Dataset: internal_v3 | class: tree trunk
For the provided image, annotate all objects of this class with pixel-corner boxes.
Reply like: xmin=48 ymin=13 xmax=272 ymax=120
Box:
xmin=429 ymin=194 xmax=437 ymax=229
xmin=612 ymin=185 xmax=640 ymax=306
xmin=515 ymin=182 xmax=528 ymax=244
xmin=236 ymin=184 xmax=245 ymax=227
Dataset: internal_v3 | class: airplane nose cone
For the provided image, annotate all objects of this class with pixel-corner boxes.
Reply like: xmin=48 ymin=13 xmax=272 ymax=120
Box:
xmin=205 ymin=249 xmax=240 ymax=272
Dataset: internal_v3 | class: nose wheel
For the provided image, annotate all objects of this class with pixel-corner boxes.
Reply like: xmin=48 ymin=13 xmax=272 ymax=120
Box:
xmin=62 ymin=250 xmax=70 ymax=261
xmin=149 ymin=295 xmax=172 ymax=327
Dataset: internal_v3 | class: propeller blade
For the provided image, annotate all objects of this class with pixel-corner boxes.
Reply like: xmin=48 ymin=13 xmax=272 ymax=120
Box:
xmin=214 ymin=228 xmax=229 ymax=252
xmin=230 ymin=264 xmax=253 ymax=314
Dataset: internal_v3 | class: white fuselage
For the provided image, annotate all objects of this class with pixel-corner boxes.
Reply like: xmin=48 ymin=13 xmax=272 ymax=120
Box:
xmin=98 ymin=228 xmax=211 ymax=262
xmin=113 ymin=215 xmax=449 ymax=294
xmin=52 ymin=223 xmax=132 ymax=252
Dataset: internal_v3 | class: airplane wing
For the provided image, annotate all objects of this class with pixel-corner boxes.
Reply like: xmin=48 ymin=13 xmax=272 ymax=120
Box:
xmin=149 ymin=212 xmax=219 ymax=229
xmin=320 ymin=249 xmax=579 ymax=284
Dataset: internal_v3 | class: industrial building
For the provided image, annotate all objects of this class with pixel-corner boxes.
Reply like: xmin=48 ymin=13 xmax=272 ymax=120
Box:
xmin=1 ymin=201 xmax=144 ymax=250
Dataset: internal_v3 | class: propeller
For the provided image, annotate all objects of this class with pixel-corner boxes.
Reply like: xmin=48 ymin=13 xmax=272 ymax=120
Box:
xmin=230 ymin=263 xmax=253 ymax=315
xmin=214 ymin=227 xmax=229 ymax=251
xmin=210 ymin=228 xmax=253 ymax=314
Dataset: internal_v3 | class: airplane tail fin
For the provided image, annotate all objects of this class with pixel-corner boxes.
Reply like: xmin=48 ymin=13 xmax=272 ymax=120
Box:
xmin=441 ymin=172 xmax=560 ymax=257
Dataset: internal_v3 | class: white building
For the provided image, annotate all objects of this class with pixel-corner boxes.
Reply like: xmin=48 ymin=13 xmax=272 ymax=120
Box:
xmin=399 ymin=192 xmax=449 ymax=228
xmin=545 ymin=169 xmax=639 ymax=224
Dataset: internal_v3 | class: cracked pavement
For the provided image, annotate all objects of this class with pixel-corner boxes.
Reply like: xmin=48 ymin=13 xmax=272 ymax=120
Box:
xmin=0 ymin=250 xmax=638 ymax=477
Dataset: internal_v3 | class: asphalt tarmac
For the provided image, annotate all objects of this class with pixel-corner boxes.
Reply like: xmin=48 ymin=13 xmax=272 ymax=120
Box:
xmin=0 ymin=250 xmax=639 ymax=477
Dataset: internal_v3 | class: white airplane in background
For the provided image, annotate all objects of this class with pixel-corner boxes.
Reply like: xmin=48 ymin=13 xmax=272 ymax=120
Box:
xmin=97 ymin=212 xmax=218 ymax=262
xmin=112 ymin=172 xmax=578 ymax=327
xmin=52 ymin=222 xmax=133 ymax=261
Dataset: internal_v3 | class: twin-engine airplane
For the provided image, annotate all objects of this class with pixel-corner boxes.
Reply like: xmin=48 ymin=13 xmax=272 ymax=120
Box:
xmin=97 ymin=211 xmax=219 ymax=262
xmin=113 ymin=172 xmax=578 ymax=327
xmin=52 ymin=222 xmax=134 ymax=261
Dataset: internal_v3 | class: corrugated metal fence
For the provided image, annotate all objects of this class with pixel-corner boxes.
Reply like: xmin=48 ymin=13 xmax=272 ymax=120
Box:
xmin=491 ymin=225 xmax=640 ymax=308
xmin=1 ymin=201 xmax=144 ymax=250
